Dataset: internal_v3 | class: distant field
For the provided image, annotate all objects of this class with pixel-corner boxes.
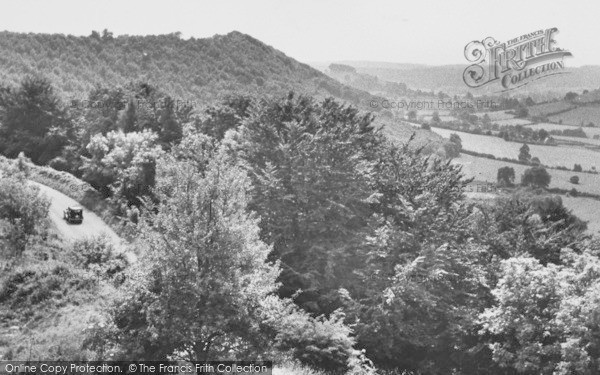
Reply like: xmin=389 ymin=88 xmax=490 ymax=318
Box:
xmin=480 ymin=111 xmax=515 ymax=121
xmin=562 ymin=196 xmax=600 ymax=234
xmin=548 ymin=106 xmax=600 ymax=126
xmin=528 ymin=102 xmax=575 ymax=117
xmin=554 ymin=136 xmax=600 ymax=146
xmin=419 ymin=109 xmax=452 ymax=116
xmin=527 ymin=123 xmax=581 ymax=131
xmin=453 ymin=154 xmax=600 ymax=196
xmin=428 ymin=127 xmax=600 ymax=170
xmin=527 ymin=123 xmax=600 ymax=138
xmin=492 ymin=118 xmax=532 ymax=126
xmin=422 ymin=115 xmax=456 ymax=122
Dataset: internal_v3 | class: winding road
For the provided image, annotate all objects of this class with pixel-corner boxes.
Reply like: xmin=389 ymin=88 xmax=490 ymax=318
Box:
xmin=32 ymin=181 xmax=121 ymax=244
xmin=29 ymin=180 xmax=136 ymax=262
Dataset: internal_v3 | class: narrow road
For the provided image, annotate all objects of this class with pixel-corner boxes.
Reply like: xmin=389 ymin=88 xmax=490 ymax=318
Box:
xmin=31 ymin=181 xmax=121 ymax=244
xmin=29 ymin=181 xmax=136 ymax=263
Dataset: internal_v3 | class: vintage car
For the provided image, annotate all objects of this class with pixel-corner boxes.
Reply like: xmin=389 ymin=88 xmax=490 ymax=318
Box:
xmin=63 ymin=206 xmax=83 ymax=224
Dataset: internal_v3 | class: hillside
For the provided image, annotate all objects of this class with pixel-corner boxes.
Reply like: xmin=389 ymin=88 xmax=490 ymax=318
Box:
xmin=312 ymin=61 xmax=600 ymax=96
xmin=0 ymin=30 xmax=378 ymax=109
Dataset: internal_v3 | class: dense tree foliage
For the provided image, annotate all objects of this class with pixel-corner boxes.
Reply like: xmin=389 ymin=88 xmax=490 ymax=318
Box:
xmin=4 ymin=84 xmax=600 ymax=375
xmin=0 ymin=31 xmax=379 ymax=110
xmin=521 ymin=166 xmax=551 ymax=188
xmin=0 ymin=170 xmax=50 ymax=254
xmin=0 ymin=77 xmax=73 ymax=164
xmin=497 ymin=166 xmax=515 ymax=187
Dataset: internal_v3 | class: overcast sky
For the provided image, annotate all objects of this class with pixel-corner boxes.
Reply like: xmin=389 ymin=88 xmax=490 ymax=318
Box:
xmin=1 ymin=0 xmax=598 ymax=66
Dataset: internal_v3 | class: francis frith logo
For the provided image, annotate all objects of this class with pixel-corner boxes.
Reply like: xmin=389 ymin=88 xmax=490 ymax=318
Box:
xmin=463 ymin=27 xmax=572 ymax=91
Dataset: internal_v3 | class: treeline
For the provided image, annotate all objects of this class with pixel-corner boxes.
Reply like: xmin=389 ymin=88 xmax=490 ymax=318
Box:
xmin=2 ymin=77 xmax=600 ymax=374
xmin=0 ymin=30 xmax=378 ymax=108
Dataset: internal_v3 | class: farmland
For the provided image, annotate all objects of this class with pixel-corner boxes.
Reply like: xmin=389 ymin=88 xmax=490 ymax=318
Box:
xmin=491 ymin=118 xmax=532 ymax=126
xmin=548 ymin=106 xmax=600 ymax=126
xmin=477 ymin=110 xmax=515 ymax=121
xmin=454 ymin=153 xmax=600 ymax=196
xmin=526 ymin=123 xmax=600 ymax=138
xmin=528 ymin=101 xmax=575 ymax=117
xmin=554 ymin=135 xmax=600 ymax=146
xmin=428 ymin=127 xmax=600 ymax=170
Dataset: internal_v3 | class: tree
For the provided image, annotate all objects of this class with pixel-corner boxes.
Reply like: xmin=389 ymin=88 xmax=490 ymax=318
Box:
xmin=116 ymin=98 xmax=138 ymax=133
xmin=156 ymin=96 xmax=183 ymax=146
xmin=0 ymin=171 xmax=50 ymax=254
xmin=449 ymin=133 xmax=462 ymax=150
xmin=111 ymin=149 xmax=280 ymax=360
xmin=407 ymin=110 xmax=417 ymax=121
xmin=521 ymin=166 xmax=551 ymax=188
xmin=482 ymin=113 xmax=492 ymax=127
xmin=480 ymin=251 xmax=600 ymax=374
xmin=565 ymin=92 xmax=579 ymax=101
xmin=82 ymin=130 xmax=163 ymax=206
xmin=518 ymin=143 xmax=531 ymax=163
xmin=0 ymin=76 xmax=73 ymax=164
xmin=232 ymin=94 xmax=383 ymax=315
xmin=432 ymin=111 xmax=440 ymax=123
xmin=574 ymin=164 xmax=583 ymax=172
xmin=525 ymin=97 xmax=535 ymax=106
xmin=474 ymin=192 xmax=587 ymax=265
xmin=497 ymin=166 xmax=515 ymax=187
xmin=108 ymin=146 xmax=359 ymax=370
xmin=479 ymin=257 xmax=564 ymax=374
xmin=570 ymin=175 xmax=580 ymax=184
xmin=515 ymin=106 xmax=529 ymax=118
xmin=342 ymin=143 xmax=485 ymax=372
xmin=531 ymin=156 xmax=541 ymax=166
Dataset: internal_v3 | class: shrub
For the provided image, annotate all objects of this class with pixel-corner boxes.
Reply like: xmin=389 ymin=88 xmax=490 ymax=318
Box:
xmin=570 ymin=176 xmax=580 ymax=184
xmin=66 ymin=236 xmax=129 ymax=282
xmin=0 ymin=261 xmax=97 ymax=318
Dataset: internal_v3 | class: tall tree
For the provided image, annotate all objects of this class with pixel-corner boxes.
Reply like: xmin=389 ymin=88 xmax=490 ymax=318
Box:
xmin=0 ymin=76 xmax=73 ymax=164
xmin=519 ymin=143 xmax=531 ymax=163
xmin=234 ymin=93 xmax=383 ymax=314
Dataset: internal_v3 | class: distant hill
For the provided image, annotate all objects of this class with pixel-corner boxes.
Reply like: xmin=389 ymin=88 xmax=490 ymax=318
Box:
xmin=0 ymin=31 xmax=380 ymax=110
xmin=312 ymin=61 xmax=600 ymax=97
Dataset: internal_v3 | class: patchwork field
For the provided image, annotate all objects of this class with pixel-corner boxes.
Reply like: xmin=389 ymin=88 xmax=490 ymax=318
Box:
xmin=554 ymin=136 xmax=600 ymax=146
xmin=526 ymin=123 xmax=600 ymax=138
xmin=428 ymin=127 xmax=600 ymax=170
xmin=422 ymin=115 xmax=457 ymax=122
xmin=453 ymin=153 xmax=600 ymax=196
xmin=492 ymin=118 xmax=532 ymax=126
xmin=528 ymin=102 xmax=575 ymax=117
xmin=527 ymin=123 xmax=581 ymax=131
xmin=548 ymin=106 xmax=600 ymax=126
xmin=478 ymin=110 xmax=515 ymax=121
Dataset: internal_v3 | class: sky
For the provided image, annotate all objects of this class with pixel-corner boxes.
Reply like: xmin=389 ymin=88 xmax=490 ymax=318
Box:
xmin=1 ymin=0 xmax=599 ymax=66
